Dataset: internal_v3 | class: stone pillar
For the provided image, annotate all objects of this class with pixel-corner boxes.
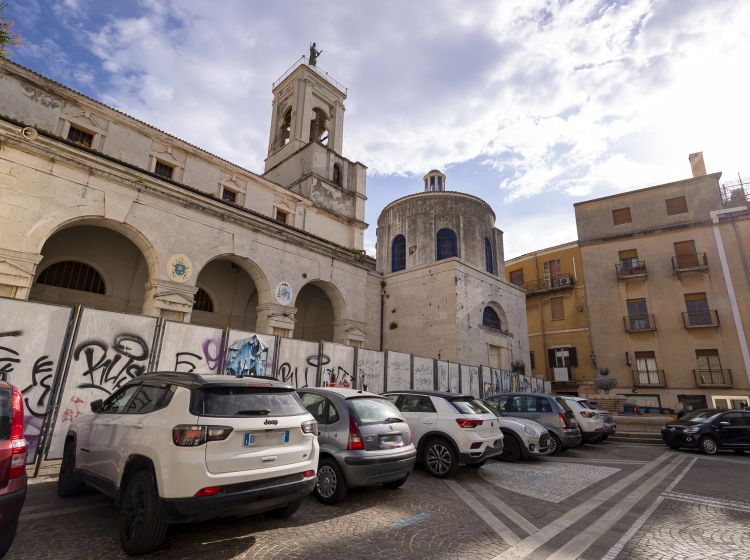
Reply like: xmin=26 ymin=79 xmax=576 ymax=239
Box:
xmin=142 ymin=280 xmax=198 ymax=322
xmin=256 ymin=302 xmax=296 ymax=337
xmin=0 ymin=249 xmax=43 ymax=299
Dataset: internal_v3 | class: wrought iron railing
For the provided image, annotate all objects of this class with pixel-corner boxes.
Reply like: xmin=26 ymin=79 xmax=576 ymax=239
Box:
xmin=694 ymin=369 xmax=732 ymax=387
xmin=623 ymin=314 xmax=656 ymax=332
xmin=672 ymin=252 xmax=708 ymax=272
xmin=524 ymin=273 xmax=575 ymax=294
xmin=272 ymin=55 xmax=348 ymax=93
xmin=682 ymin=310 xmax=720 ymax=328
xmin=616 ymin=260 xmax=647 ymax=279
xmin=632 ymin=369 xmax=666 ymax=387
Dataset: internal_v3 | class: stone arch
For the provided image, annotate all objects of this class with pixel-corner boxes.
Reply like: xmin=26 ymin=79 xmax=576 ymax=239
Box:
xmin=293 ymin=279 xmax=347 ymax=342
xmin=309 ymin=107 xmax=329 ymax=145
xmin=483 ymin=301 xmax=508 ymax=332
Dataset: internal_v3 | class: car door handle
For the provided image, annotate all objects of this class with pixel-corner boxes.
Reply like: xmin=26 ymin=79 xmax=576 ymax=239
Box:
xmin=422 ymin=420 xmax=435 ymax=424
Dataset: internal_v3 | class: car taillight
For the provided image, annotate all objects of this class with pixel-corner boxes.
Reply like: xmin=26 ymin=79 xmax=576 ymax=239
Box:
xmin=580 ymin=411 xmax=596 ymax=418
xmin=559 ymin=413 xmax=569 ymax=429
xmin=301 ymin=420 xmax=318 ymax=435
xmin=10 ymin=387 xmax=27 ymax=479
xmin=194 ymin=486 xmax=222 ymax=497
xmin=346 ymin=415 xmax=365 ymax=450
xmin=456 ymin=418 xmax=483 ymax=428
xmin=172 ymin=425 xmax=232 ymax=447
xmin=302 ymin=470 xmax=316 ymax=479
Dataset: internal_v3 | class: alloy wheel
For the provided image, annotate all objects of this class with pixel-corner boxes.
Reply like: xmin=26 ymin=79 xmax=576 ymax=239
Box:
xmin=426 ymin=443 xmax=452 ymax=475
xmin=702 ymin=437 xmax=718 ymax=455
xmin=122 ymin=483 xmax=146 ymax=542
xmin=317 ymin=465 xmax=337 ymax=498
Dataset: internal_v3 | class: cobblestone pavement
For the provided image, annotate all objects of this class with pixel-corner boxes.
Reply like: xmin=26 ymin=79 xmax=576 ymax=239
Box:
xmin=8 ymin=444 xmax=750 ymax=559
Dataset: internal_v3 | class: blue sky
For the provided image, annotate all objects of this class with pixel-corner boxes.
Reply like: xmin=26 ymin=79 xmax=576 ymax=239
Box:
xmin=7 ymin=0 xmax=750 ymax=258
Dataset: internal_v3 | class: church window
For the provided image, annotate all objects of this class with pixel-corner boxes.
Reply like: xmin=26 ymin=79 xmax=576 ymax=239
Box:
xmin=67 ymin=126 xmax=93 ymax=148
xmin=436 ymin=228 xmax=458 ymax=260
xmin=333 ymin=163 xmax=341 ymax=186
xmin=193 ymin=287 xmax=214 ymax=312
xmin=482 ymin=307 xmax=502 ymax=330
xmin=37 ymin=261 xmax=105 ymax=294
xmin=154 ymin=160 xmax=174 ymax=180
xmin=391 ymin=235 xmax=406 ymax=272
xmin=485 ymin=238 xmax=494 ymax=274
xmin=221 ymin=188 xmax=237 ymax=203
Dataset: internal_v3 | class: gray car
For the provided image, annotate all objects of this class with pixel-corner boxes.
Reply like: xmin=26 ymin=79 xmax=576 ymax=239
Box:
xmin=484 ymin=393 xmax=582 ymax=455
xmin=298 ymin=388 xmax=417 ymax=504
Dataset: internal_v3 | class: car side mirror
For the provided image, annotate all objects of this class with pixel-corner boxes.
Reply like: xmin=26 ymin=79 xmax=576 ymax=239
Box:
xmin=90 ymin=399 xmax=103 ymax=413
xmin=718 ymin=421 xmax=730 ymax=426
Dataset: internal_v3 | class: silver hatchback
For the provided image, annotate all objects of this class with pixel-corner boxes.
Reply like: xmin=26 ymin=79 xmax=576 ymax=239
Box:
xmin=298 ymin=388 xmax=417 ymax=504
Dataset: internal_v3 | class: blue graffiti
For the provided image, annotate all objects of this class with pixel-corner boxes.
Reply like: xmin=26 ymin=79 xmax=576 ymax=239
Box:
xmin=226 ymin=336 xmax=269 ymax=377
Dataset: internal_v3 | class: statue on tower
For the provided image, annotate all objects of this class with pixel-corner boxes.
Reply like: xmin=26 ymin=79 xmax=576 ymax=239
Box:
xmin=309 ymin=42 xmax=323 ymax=66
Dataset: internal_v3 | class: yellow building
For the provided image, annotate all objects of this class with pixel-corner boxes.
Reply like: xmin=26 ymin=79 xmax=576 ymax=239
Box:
xmin=505 ymin=242 xmax=596 ymax=394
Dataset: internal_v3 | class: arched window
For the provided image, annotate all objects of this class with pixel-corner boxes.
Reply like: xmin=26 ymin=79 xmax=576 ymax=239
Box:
xmin=391 ymin=235 xmax=406 ymax=272
xmin=310 ymin=108 xmax=328 ymax=144
xmin=279 ymin=108 xmax=292 ymax=147
xmin=483 ymin=307 xmax=502 ymax=330
xmin=485 ymin=238 xmax=494 ymax=274
xmin=332 ymin=163 xmax=341 ymax=186
xmin=36 ymin=261 xmax=105 ymax=294
xmin=436 ymin=228 xmax=458 ymax=260
xmin=193 ymin=287 xmax=214 ymax=312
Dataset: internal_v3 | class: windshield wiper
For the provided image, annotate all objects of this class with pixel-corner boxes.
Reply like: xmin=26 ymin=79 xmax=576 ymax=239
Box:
xmin=383 ymin=417 xmax=405 ymax=423
xmin=236 ymin=409 xmax=271 ymax=415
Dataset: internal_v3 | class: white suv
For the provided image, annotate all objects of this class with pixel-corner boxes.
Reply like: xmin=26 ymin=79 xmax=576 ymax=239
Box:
xmin=383 ymin=391 xmax=503 ymax=478
xmin=561 ymin=396 xmax=605 ymax=443
xmin=58 ymin=373 xmax=319 ymax=555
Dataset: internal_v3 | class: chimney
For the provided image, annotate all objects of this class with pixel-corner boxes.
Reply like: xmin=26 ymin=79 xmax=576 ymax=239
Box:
xmin=689 ymin=152 xmax=706 ymax=177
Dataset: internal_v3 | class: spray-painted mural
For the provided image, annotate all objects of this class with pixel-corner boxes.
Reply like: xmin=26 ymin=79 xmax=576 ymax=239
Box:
xmin=386 ymin=351 xmax=410 ymax=391
xmin=357 ymin=349 xmax=384 ymax=393
xmin=321 ymin=342 xmax=355 ymax=388
xmin=413 ymin=357 xmax=434 ymax=390
xmin=156 ymin=321 xmax=223 ymax=373
xmin=276 ymin=338 xmax=319 ymax=388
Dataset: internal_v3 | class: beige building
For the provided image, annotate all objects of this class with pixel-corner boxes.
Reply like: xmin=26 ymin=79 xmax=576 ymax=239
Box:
xmin=505 ymin=242 xmax=596 ymax=393
xmin=376 ymin=170 xmax=529 ymax=369
xmin=0 ymin=58 xmax=527 ymax=370
xmin=575 ymin=154 xmax=750 ymax=410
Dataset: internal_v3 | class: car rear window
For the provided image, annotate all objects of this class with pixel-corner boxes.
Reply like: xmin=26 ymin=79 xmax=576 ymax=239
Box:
xmin=0 ymin=388 xmax=10 ymax=441
xmin=555 ymin=397 xmax=573 ymax=412
xmin=192 ymin=387 xmax=307 ymax=417
xmin=450 ymin=397 xmax=491 ymax=415
xmin=348 ymin=397 xmax=403 ymax=425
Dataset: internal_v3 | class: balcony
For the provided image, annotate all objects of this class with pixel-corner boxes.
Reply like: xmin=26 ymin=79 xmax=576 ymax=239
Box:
xmin=524 ymin=273 xmax=575 ymax=295
xmin=694 ymin=369 xmax=733 ymax=388
xmin=623 ymin=314 xmax=656 ymax=332
xmin=616 ymin=260 xmax=647 ymax=280
xmin=632 ymin=369 xmax=666 ymax=387
xmin=682 ymin=310 xmax=720 ymax=329
xmin=672 ymin=252 xmax=708 ymax=274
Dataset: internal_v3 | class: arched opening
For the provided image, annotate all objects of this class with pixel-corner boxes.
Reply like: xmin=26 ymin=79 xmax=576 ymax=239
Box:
xmin=279 ymin=107 xmax=292 ymax=147
xmin=310 ymin=108 xmax=329 ymax=145
xmin=294 ymin=281 xmax=345 ymax=342
xmin=436 ymin=228 xmax=458 ymax=260
xmin=391 ymin=234 xmax=406 ymax=273
xmin=191 ymin=259 xmax=261 ymax=330
xmin=482 ymin=306 xmax=502 ymax=330
xmin=30 ymin=224 xmax=149 ymax=313
xmin=485 ymin=237 xmax=494 ymax=274
xmin=332 ymin=163 xmax=341 ymax=186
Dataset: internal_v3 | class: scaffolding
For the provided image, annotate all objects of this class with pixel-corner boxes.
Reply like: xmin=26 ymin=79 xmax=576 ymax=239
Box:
xmin=720 ymin=174 xmax=750 ymax=206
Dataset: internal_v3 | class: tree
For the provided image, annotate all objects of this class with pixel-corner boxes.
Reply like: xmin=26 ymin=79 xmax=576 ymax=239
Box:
xmin=0 ymin=2 xmax=21 ymax=59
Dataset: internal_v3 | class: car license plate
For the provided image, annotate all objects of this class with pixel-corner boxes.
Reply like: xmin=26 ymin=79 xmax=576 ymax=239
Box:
xmin=243 ymin=431 xmax=290 ymax=447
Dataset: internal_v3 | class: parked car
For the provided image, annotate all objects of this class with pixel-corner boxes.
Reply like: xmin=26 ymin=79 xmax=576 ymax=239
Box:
xmin=483 ymin=393 xmax=582 ymax=455
xmin=662 ymin=408 xmax=750 ymax=455
xmin=561 ymin=396 xmax=606 ymax=443
xmin=0 ymin=381 xmax=27 ymax=558
xmin=58 ymin=373 xmax=319 ymax=555
xmin=297 ymin=387 xmax=416 ymax=504
xmin=620 ymin=403 xmax=677 ymax=420
xmin=382 ymin=391 xmax=503 ymax=478
xmin=586 ymin=401 xmax=617 ymax=440
xmin=480 ymin=399 xmax=552 ymax=461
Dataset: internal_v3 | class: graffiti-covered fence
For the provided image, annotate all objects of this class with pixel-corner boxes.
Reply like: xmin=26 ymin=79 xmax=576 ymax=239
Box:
xmin=0 ymin=297 xmax=551 ymax=471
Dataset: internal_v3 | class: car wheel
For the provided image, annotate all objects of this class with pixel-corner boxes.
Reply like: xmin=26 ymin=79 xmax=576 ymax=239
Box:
xmin=119 ymin=471 xmax=168 ymax=555
xmin=268 ymin=498 xmax=304 ymax=518
xmin=58 ymin=440 xmax=85 ymax=497
xmin=499 ymin=435 xmax=521 ymax=462
xmin=423 ymin=437 xmax=459 ymax=478
xmin=0 ymin=521 xmax=18 ymax=558
xmin=548 ymin=433 xmax=564 ymax=456
xmin=383 ymin=475 xmax=409 ymax=489
xmin=315 ymin=457 xmax=348 ymax=505
xmin=699 ymin=436 xmax=719 ymax=455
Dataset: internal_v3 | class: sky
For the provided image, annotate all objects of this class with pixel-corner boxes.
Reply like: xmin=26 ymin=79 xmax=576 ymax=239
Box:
xmin=6 ymin=0 xmax=750 ymax=259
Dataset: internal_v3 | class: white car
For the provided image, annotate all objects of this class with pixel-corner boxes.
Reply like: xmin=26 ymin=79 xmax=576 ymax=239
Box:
xmin=57 ymin=373 xmax=319 ymax=555
xmin=561 ymin=396 xmax=605 ymax=443
xmin=383 ymin=391 xmax=503 ymax=478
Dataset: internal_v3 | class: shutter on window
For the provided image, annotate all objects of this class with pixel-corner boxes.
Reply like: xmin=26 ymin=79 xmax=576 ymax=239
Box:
xmin=548 ymin=349 xmax=556 ymax=368
xmin=569 ymin=347 xmax=578 ymax=367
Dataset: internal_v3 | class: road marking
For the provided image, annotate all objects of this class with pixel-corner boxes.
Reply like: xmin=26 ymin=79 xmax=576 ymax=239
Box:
xmin=662 ymin=491 xmax=750 ymax=513
xmin=548 ymin=456 xmax=686 ymax=560
xmin=444 ymin=479 xmax=520 ymax=545
xmin=20 ymin=502 xmax=112 ymax=521
xmin=694 ymin=455 xmax=750 ymax=465
xmin=468 ymin=481 xmax=539 ymax=535
xmin=663 ymin=457 xmax=698 ymax=492
xmin=491 ymin=452 xmax=674 ymax=560
xmin=543 ymin=458 xmax=648 ymax=465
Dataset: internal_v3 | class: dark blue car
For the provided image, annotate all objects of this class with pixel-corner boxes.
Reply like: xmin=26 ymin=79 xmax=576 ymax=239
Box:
xmin=661 ymin=409 xmax=750 ymax=455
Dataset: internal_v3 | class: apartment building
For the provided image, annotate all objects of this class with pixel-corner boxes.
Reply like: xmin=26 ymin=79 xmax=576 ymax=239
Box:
xmin=575 ymin=154 xmax=750 ymax=410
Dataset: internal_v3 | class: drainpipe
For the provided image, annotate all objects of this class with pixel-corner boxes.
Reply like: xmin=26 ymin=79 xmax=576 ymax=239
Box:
xmin=379 ymin=281 xmax=386 ymax=351
xmin=710 ymin=207 xmax=750 ymax=386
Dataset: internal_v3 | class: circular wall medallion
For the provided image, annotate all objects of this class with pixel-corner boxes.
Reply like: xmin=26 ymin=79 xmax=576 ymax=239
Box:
xmin=167 ymin=254 xmax=192 ymax=282
xmin=275 ymin=281 xmax=293 ymax=305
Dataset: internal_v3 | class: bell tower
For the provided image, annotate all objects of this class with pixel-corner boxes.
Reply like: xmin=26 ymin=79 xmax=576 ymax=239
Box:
xmin=263 ymin=58 xmax=366 ymax=250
